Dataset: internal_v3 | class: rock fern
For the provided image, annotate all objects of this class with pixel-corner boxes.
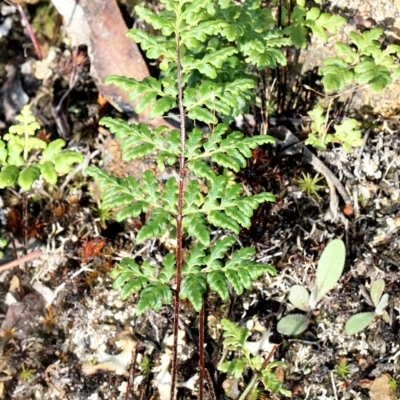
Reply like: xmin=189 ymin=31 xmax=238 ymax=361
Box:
xmin=86 ymin=0 xmax=279 ymax=316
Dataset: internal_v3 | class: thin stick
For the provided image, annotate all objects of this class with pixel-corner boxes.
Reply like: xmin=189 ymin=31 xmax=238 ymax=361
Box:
xmin=3 ymin=0 xmax=42 ymax=60
xmin=7 ymin=234 xmax=24 ymax=297
xmin=170 ymin=11 xmax=186 ymax=400
xmin=204 ymin=369 xmax=216 ymax=400
xmin=125 ymin=341 xmax=140 ymax=400
xmin=0 ymin=250 xmax=42 ymax=273
xmin=198 ymin=304 xmax=205 ymax=400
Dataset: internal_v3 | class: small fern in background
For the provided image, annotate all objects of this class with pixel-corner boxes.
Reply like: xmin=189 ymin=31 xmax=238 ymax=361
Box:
xmin=0 ymin=105 xmax=83 ymax=259
xmin=0 ymin=105 xmax=83 ymax=191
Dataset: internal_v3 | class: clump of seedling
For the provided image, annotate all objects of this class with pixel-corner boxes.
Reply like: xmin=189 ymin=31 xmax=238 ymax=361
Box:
xmin=277 ymin=238 xmax=346 ymax=335
xmin=345 ymin=279 xmax=390 ymax=335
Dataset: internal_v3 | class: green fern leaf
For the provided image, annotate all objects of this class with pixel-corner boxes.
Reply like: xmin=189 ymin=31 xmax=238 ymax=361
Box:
xmin=207 ymin=270 xmax=229 ymax=300
xmin=187 ymin=106 xmax=217 ymax=124
xmin=142 ymin=171 xmax=160 ymax=203
xmin=0 ymin=165 xmax=19 ymax=188
xmin=186 ymin=128 xmax=204 ymax=158
xmin=354 ymin=59 xmax=391 ymax=92
xmin=136 ymin=283 xmax=172 ymax=315
xmin=136 ymin=208 xmax=171 ymax=244
xmin=187 ymin=160 xmax=217 ymax=182
xmin=53 ymin=151 xmax=83 ymax=174
xmin=208 ymin=210 xmax=240 ymax=233
xmin=184 ymin=243 xmax=207 ymax=273
xmin=334 ymin=42 xmax=358 ymax=64
xmin=185 ymin=213 xmax=210 ymax=246
xmin=111 ymin=258 xmax=149 ymax=300
xmin=349 ymin=28 xmax=383 ymax=55
xmin=164 ymin=178 xmax=178 ymax=213
xmin=218 ymin=358 xmax=247 ymax=379
xmin=224 ymin=207 xmax=250 ymax=227
xmin=180 ymin=273 xmax=207 ymax=311
xmin=127 ymin=30 xmax=176 ymax=67
xmin=40 ymin=161 xmax=57 ymax=185
xmin=183 ymin=180 xmax=203 ymax=213
xmin=221 ymin=319 xmax=250 ymax=349
xmin=225 ymin=269 xmax=244 ymax=294
xmin=158 ymin=253 xmax=176 ymax=283
xmin=204 ymin=236 xmax=236 ymax=268
xmin=116 ymin=201 xmax=148 ymax=221
xmin=125 ymin=143 xmax=155 ymax=160
xmin=149 ymin=96 xmax=176 ymax=118
xmin=135 ymin=91 xmax=158 ymax=115
xmin=135 ymin=6 xmax=175 ymax=35
xmin=18 ymin=165 xmax=41 ymax=191
xmin=212 ymin=152 xmax=243 ymax=172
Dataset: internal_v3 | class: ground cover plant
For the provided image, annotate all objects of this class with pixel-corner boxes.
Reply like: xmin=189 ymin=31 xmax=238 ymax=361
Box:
xmin=0 ymin=0 xmax=399 ymax=399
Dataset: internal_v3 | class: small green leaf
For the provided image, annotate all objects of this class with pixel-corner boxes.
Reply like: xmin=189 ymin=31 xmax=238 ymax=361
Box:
xmin=288 ymin=285 xmax=310 ymax=312
xmin=375 ymin=293 xmax=389 ymax=315
xmin=313 ymin=239 xmax=345 ymax=305
xmin=0 ymin=165 xmax=20 ymax=188
xmin=40 ymin=161 xmax=57 ymax=185
xmin=220 ymin=319 xmax=250 ymax=349
xmin=335 ymin=42 xmax=358 ymax=64
xmin=18 ymin=165 xmax=41 ymax=191
xmin=277 ymin=314 xmax=309 ymax=336
xmin=185 ymin=213 xmax=210 ymax=246
xmin=345 ymin=312 xmax=376 ymax=335
xmin=158 ymin=253 xmax=176 ymax=284
xmin=41 ymin=139 xmax=66 ymax=161
xmin=370 ymin=279 xmax=385 ymax=308
xmin=218 ymin=358 xmax=247 ymax=379
xmin=53 ymin=151 xmax=84 ymax=175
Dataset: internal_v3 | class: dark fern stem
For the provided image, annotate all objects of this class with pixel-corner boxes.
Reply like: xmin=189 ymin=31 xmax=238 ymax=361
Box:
xmin=170 ymin=31 xmax=186 ymax=400
xmin=199 ymin=303 xmax=205 ymax=400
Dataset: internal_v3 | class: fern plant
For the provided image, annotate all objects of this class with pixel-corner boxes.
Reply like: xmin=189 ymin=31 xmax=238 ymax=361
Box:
xmin=219 ymin=319 xmax=290 ymax=398
xmin=0 ymin=105 xmax=83 ymax=259
xmin=85 ymin=0 xmax=293 ymax=396
xmin=0 ymin=105 xmax=83 ymax=190
xmin=86 ymin=0 xmax=283 ymax=317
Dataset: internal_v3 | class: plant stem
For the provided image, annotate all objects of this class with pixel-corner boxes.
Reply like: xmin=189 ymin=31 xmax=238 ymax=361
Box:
xmin=3 ymin=0 xmax=42 ymax=60
xmin=22 ymin=192 xmax=28 ymax=258
xmin=239 ymin=345 xmax=278 ymax=400
xmin=199 ymin=303 xmax=205 ymax=400
xmin=170 ymin=5 xmax=186 ymax=399
xmin=125 ymin=341 xmax=140 ymax=400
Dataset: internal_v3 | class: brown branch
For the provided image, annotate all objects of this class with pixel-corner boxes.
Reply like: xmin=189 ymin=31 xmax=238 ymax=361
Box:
xmin=199 ymin=304 xmax=205 ymax=400
xmin=170 ymin=21 xmax=186 ymax=400
xmin=0 ymin=250 xmax=42 ymax=273
xmin=3 ymin=0 xmax=42 ymax=60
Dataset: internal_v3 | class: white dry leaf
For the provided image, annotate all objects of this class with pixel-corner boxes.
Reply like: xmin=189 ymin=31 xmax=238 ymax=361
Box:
xmin=152 ymin=352 xmax=172 ymax=400
xmin=82 ymin=331 xmax=136 ymax=376
xmin=32 ymin=47 xmax=59 ymax=80
xmin=361 ymin=153 xmax=382 ymax=179
xmin=0 ymin=17 xmax=13 ymax=38
xmin=163 ymin=330 xmax=185 ymax=352
xmin=152 ymin=350 xmax=198 ymax=400
xmin=244 ymin=320 xmax=274 ymax=356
